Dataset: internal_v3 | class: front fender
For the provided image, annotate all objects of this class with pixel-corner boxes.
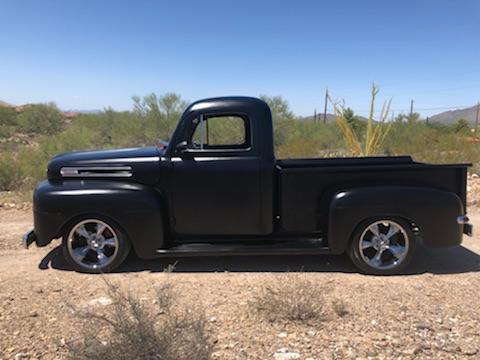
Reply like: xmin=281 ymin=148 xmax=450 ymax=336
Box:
xmin=327 ymin=186 xmax=464 ymax=254
xmin=33 ymin=180 xmax=165 ymax=259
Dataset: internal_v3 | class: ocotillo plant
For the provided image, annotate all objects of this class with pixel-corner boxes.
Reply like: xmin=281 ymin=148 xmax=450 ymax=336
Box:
xmin=330 ymin=83 xmax=393 ymax=156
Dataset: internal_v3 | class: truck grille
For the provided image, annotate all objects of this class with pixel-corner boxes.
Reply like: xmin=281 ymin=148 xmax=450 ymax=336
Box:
xmin=60 ymin=166 xmax=133 ymax=178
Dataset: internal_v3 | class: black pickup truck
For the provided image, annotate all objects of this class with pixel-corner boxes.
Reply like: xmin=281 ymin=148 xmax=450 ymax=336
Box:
xmin=24 ymin=97 xmax=473 ymax=275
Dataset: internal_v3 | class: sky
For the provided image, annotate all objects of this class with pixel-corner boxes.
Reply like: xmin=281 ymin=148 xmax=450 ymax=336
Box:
xmin=1 ymin=0 xmax=480 ymax=117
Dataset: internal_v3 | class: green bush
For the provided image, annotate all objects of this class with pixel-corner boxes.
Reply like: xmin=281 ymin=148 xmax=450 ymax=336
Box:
xmin=0 ymin=107 xmax=17 ymax=127
xmin=0 ymin=154 xmax=25 ymax=191
xmin=16 ymin=103 xmax=65 ymax=135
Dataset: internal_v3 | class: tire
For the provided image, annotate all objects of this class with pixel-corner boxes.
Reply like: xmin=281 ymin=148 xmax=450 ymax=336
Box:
xmin=348 ymin=217 xmax=416 ymax=275
xmin=62 ymin=216 xmax=131 ymax=273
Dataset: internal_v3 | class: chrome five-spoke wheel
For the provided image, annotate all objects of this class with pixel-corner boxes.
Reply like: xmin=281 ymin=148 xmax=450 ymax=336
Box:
xmin=349 ymin=218 xmax=416 ymax=275
xmin=359 ymin=220 xmax=409 ymax=270
xmin=63 ymin=218 xmax=130 ymax=273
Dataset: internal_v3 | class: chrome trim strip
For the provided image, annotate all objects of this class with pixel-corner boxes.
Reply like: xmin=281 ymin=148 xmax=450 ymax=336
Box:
xmin=60 ymin=166 xmax=133 ymax=178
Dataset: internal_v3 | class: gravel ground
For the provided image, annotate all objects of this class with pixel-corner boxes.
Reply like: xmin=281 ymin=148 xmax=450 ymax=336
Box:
xmin=0 ymin=206 xmax=479 ymax=360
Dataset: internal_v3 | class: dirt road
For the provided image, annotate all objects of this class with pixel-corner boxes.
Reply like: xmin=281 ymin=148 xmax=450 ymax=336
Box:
xmin=1 ymin=208 xmax=479 ymax=359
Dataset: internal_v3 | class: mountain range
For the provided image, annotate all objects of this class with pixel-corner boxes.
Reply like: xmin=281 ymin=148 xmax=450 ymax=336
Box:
xmin=428 ymin=105 xmax=479 ymax=125
xmin=302 ymin=105 xmax=479 ymax=125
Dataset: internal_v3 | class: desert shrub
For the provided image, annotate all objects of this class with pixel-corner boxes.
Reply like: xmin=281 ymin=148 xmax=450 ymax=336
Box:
xmin=0 ymin=154 xmax=25 ymax=191
xmin=16 ymin=103 xmax=65 ymax=135
xmin=383 ymin=121 xmax=480 ymax=169
xmin=0 ymin=107 xmax=17 ymax=127
xmin=67 ymin=281 xmax=211 ymax=360
xmin=331 ymin=83 xmax=392 ymax=156
xmin=332 ymin=299 xmax=349 ymax=317
xmin=0 ymin=125 xmax=15 ymax=139
xmin=253 ymin=273 xmax=327 ymax=322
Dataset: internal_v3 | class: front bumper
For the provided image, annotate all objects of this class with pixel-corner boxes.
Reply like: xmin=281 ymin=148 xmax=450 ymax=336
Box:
xmin=22 ymin=230 xmax=37 ymax=249
xmin=458 ymin=215 xmax=473 ymax=237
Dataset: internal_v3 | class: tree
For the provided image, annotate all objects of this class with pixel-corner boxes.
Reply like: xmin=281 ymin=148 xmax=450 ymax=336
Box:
xmin=342 ymin=107 xmax=362 ymax=133
xmin=394 ymin=112 xmax=421 ymax=124
xmin=259 ymin=95 xmax=295 ymax=122
xmin=259 ymin=95 xmax=296 ymax=147
xmin=454 ymin=118 xmax=470 ymax=133
xmin=131 ymin=93 xmax=187 ymax=142
xmin=16 ymin=103 xmax=64 ymax=135
xmin=159 ymin=93 xmax=187 ymax=120
xmin=406 ymin=112 xmax=421 ymax=124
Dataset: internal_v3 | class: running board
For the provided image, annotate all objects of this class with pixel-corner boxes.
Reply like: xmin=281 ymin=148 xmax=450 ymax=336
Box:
xmin=155 ymin=239 xmax=330 ymax=257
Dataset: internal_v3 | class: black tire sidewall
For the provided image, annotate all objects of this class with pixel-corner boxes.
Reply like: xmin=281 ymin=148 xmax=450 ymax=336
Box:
xmin=348 ymin=217 xmax=416 ymax=275
xmin=62 ymin=216 xmax=131 ymax=274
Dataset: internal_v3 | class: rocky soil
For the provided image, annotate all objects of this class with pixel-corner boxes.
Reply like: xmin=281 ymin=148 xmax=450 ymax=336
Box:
xmin=0 ymin=185 xmax=479 ymax=359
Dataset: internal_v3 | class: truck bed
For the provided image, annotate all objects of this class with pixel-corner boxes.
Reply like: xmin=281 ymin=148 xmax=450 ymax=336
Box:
xmin=276 ymin=156 xmax=470 ymax=233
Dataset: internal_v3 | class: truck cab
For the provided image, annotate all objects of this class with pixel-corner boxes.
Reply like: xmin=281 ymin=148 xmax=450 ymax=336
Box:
xmin=25 ymin=96 xmax=473 ymax=275
xmin=164 ymin=97 xmax=275 ymax=236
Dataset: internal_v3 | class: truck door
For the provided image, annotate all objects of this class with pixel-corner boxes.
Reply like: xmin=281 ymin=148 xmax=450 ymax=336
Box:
xmin=170 ymin=113 xmax=268 ymax=236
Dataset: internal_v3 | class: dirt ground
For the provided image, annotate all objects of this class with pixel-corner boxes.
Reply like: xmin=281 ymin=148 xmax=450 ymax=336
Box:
xmin=0 ymin=208 xmax=479 ymax=360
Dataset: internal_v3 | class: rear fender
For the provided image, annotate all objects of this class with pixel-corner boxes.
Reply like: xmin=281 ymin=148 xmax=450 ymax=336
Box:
xmin=327 ymin=186 xmax=464 ymax=254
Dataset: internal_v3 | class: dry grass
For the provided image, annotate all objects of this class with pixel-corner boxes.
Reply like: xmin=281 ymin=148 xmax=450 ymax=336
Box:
xmin=332 ymin=299 xmax=349 ymax=317
xmin=253 ymin=273 xmax=327 ymax=323
xmin=67 ymin=280 xmax=211 ymax=360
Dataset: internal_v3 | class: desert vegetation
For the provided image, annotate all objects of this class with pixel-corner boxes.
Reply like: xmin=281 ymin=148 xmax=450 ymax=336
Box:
xmin=253 ymin=273 xmax=328 ymax=323
xmin=1 ymin=88 xmax=479 ymax=194
xmin=67 ymin=279 xmax=212 ymax=360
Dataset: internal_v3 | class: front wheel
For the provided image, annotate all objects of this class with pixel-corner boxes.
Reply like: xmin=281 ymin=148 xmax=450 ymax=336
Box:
xmin=348 ymin=218 xmax=416 ymax=275
xmin=62 ymin=217 xmax=131 ymax=273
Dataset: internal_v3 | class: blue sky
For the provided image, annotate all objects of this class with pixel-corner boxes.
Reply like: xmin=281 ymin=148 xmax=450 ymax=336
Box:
xmin=1 ymin=0 xmax=480 ymax=117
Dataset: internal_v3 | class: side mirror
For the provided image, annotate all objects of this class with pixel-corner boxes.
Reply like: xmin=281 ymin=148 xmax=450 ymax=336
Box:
xmin=175 ymin=140 xmax=189 ymax=153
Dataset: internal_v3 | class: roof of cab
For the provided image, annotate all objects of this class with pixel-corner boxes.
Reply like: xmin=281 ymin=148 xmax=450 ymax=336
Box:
xmin=185 ymin=96 xmax=270 ymax=117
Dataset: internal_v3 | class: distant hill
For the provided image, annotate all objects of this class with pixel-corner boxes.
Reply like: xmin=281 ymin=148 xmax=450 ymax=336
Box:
xmin=299 ymin=113 xmax=337 ymax=123
xmin=429 ymin=105 xmax=479 ymax=125
xmin=0 ymin=100 xmax=14 ymax=108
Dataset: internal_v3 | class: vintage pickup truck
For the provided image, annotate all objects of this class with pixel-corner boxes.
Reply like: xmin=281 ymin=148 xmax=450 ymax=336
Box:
xmin=24 ymin=97 xmax=473 ymax=275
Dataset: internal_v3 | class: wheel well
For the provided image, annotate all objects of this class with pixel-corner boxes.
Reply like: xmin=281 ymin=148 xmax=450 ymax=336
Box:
xmin=58 ymin=213 xmax=130 ymax=243
xmin=350 ymin=216 xmax=416 ymax=244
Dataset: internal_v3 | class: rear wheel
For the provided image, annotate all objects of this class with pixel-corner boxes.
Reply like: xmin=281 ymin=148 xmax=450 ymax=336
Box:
xmin=348 ymin=218 xmax=416 ymax=275
xmin=62 ymin=217 xmax=131 ymax=273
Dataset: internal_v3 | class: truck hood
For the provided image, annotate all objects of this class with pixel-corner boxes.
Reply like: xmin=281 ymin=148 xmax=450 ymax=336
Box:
xmin=47 ymin=147 xmax=161 ymax=185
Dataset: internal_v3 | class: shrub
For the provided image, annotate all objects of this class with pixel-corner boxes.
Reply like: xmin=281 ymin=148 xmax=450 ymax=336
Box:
xmin=16 ymin=103 xmax=65 ymax=135
xmin=67 ymin=281 xmax=211 ymax=360
xmin=332 ymin=299 xmax=349 ymax=317
xmin=253 ymin=273 xmax=327 ymax=322
xmin=0 ymin=154 xmax=25 ymax=191
xmin=331 ymin=83 xmax=393 ymax=156
xmin=0 ymin=107 xmax=17 ymax=127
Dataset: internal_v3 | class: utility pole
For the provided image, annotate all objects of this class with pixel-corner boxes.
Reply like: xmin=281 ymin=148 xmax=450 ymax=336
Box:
xmin=475 ymin=102 xmax=479 ymax=132
xmin=323 ymin=88 xmax=329 ymax=124
xmin=409 ymin=99 xmax=414 ymax=119
xmin=314 ymin=108 xmax=317 ymax=123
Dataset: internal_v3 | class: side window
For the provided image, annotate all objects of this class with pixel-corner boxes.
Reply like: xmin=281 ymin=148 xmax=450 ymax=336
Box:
xmin=191 ymin=115 xmax=250 ymax=149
